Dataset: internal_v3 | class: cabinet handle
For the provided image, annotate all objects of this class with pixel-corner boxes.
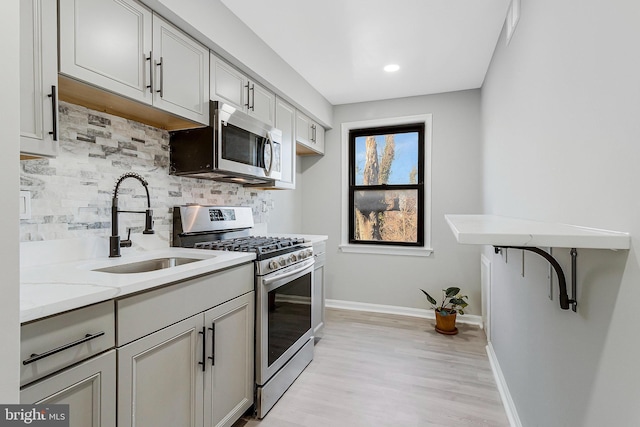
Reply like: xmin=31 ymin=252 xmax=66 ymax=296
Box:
xmin=47 ymin=85 xmax=57 ymax=141
xmin=156 ymin=57 xmax=164 ymax=98
xmin=22 ymin=331 xmax=105 ymax=365
xmin=198 ymin=326 xmax=206 ymax=372
xmin=146 ymin=51 xmax=153 ymax=92
xmin=311 ymin=124 xmax=316 ymax=143
xmin=208 ymin=323 xmax=215 ymax=366
xmin=250 ymin=84 xmax=255 ymax=111
xmin=244 ymin=83 xmax=250 ymax=109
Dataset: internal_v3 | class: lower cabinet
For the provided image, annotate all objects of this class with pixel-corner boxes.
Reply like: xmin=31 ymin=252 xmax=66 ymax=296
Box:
xmin=312 ymin=250 xmax=326 ymax=340
xmin=204 ymin=292 xmax=255 ymax=427
xmin=118 ymin=314 xmax=204 ymax=427
xmin=21 ymin=350 xmax=117 ymax=427
xmin=118 ymin=291 xmax=255 ymax=427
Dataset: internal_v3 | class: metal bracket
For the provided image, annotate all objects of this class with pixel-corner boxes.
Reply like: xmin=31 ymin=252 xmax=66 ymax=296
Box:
xmin=494 ymin=246 xmax=578 ymax=312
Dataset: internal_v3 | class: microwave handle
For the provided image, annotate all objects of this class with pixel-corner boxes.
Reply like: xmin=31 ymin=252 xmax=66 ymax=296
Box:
xmin=263 ymin=133 xmax=274 ymax=176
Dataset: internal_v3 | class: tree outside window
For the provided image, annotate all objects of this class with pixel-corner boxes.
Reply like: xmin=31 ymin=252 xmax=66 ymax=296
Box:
xmin=348 ymin=123 xmax=425 ymax=246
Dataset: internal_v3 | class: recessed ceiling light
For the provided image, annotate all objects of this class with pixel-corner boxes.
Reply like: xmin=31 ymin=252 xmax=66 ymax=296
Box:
xmin=384 ymin=64 xmax=400 ymax=73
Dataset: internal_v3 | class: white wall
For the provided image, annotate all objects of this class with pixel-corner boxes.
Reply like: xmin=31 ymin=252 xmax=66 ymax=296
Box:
xmin=482 ymin=0 xmax=640 ymax=425
xmin=301 ymin=90 xmax=483 ymax=313
xmin=0 ymin=0 xmax=21 ymax=402
xmin=141 ymin=0 xmax=333 ymax=128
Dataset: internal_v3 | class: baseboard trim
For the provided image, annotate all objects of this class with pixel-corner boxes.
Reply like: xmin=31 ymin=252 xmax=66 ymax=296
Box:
xmin=325 ymin=299 xmax=483 ymax=327
xmin=486 ymin=343 xmax=522 ymax=427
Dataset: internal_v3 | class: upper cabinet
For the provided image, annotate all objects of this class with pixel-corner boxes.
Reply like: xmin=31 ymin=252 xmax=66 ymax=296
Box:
xmin=20 ymin=0 xmax=59 ymax=158
xmin=210 ymin=53 xmax=275 ymax=127
xmin=296 ymin=111 xmax=325 ymax=155
xmin=59 ymin=0 xmax=209 ymax=125
xmin=151 ymin=15 xmax=210 ymax=124
xmin=59 ymin=0 xmax=152 ymax=104
xmin=272 ymin=97 xmax=296 ymax=189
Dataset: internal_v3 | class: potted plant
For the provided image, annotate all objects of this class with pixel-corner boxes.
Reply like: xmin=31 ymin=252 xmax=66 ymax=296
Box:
xmin=420 ymin=287 xmax=468 ymax=335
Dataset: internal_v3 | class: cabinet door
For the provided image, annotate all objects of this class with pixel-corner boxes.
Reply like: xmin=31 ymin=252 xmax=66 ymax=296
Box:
xmin=295 ymin=112 xmax=325 ymax=155
xmin=59 ymin=0 xmax=153 ymax=104
xmin=20 ymin=0 xmax=58 ymax=157
xmin=249 ymin=81 xmax=275 ymax=126
xmin=21 ymin=350 xmax=116 ymax=427
xmin=210 ymin=54 xmax=246 ymax=111
xmin=295 ymin=112 xmax=312 ymax=147
xmin=273 ymin=97 xmax=296 ymax=189
xmin=118 ymin=315 xmax=204 ymax=427
xmin=152 ymin=14 xmax=209 ymax=125
xmin=312 ymin=123 xmax=325 ymax=154
xmin=204 ymin=292 xmax=254 ymax=427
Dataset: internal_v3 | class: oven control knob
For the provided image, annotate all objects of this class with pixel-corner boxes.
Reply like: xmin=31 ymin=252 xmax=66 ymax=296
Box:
xmin=289 ymin=254 xmax=297 ymax=262
xmin=268 ymin=260 xmax=279 ymax=270
xmin=299 ymin=251 xmax=307 ymax=259
xmin=306 ymin=249 xmax=313 ymax=258
xmin=278 ymin=257 xmax=286 ymax=267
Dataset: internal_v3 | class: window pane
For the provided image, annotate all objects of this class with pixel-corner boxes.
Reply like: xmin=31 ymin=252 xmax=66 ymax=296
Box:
xmin=354 ymin=132 xmax=419 ymax=185
xmin=353 ymin=189 xmax=419 ymax=243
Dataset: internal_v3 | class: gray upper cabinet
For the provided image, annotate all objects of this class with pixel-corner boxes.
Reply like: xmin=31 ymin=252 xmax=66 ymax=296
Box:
xmin=210 ymin=53 xmax=275 ymax=126
xmin=59 ymin=0 xmax=153 ymax=104
xmin=151 ymin=14 xmax=210 ymax=124
xmin=59 ymin=0 xmax=209 ymax=125
xmin=272 ymin=97 xmax=297 ymax=189
xmin=20 ymin=0 xmax=59 ymax=158
xmin=296 ymin=111 xmax=325 ymax=155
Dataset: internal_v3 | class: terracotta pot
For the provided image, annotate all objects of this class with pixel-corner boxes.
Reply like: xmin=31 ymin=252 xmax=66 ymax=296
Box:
xmin=434 ymin=310 xmax=458 ymax=335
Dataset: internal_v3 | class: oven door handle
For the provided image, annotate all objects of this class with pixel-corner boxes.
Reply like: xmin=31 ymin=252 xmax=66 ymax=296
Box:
xmin=263 ymin=259 xmax=314 ymax=286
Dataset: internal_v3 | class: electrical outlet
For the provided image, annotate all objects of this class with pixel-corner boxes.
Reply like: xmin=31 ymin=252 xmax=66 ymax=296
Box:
xmin=20 ymin=191 xmax=32 ymax=220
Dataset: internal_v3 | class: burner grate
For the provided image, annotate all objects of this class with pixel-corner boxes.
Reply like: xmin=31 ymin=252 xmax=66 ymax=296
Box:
xmin=193 ymin=236 xmax=306 ymax=256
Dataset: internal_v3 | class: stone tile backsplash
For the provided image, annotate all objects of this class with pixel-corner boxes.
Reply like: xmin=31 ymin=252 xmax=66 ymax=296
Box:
xmin=20 ymin=102 xmax=272 ymax=242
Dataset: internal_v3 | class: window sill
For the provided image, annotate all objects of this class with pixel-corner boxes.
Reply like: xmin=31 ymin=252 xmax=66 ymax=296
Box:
xmin=339 ymin=244 xmax=433 ymax=257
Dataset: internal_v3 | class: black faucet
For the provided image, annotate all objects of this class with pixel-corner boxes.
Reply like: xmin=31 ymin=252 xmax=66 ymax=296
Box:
xmin=110 ymin=172 xmax=154 ymax=257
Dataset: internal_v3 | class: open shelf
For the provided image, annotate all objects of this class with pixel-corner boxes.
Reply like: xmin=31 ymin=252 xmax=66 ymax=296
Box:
xmin=444 ymin=214 xmax=630 ymax=250
xmin=444 ymin=214 xmax=631 ymax=312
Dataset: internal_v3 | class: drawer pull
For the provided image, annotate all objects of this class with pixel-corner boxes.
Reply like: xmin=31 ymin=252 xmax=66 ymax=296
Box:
xmin=22 ymin=331 xmax=106 ymax=365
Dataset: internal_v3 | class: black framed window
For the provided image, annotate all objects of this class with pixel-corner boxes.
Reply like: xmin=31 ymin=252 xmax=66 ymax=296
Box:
xmin=348 ymin=123 xmax=425 ymax=246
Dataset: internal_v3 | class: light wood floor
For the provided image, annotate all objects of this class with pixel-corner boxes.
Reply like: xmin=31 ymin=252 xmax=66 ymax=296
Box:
xmin=235 ymin=308 xmax=509 ymax=427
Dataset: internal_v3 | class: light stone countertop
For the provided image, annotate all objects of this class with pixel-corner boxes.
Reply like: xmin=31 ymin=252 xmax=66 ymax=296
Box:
xmin=20 ymin=235 xmax=255 ymax=323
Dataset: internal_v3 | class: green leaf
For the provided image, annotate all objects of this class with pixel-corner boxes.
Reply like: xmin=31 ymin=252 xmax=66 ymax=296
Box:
xmin=438 ymin=309 xmax=451 ymax=316
xmin=420 ymin=289 xmax=437 ymax=306
xmin=445 ymin=287 xmax=460 ymax=298
xmin=449 ymin=298 xmax=467 ymax=306
xmin=459 ymin=310 xmax=465 ymax=315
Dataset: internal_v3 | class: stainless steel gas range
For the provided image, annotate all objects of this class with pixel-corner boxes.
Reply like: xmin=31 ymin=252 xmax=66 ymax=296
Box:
xmin=172 ymin=205 xmax=314 ymax=418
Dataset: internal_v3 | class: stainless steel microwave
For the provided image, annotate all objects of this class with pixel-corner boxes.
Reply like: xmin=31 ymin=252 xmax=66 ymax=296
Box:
xmin=169 ymin=101 xmax=282 ymax=185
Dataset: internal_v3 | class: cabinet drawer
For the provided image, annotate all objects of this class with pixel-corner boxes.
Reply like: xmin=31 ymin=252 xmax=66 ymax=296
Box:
xmin=116 ymin=263 xmax=254 ymax=346
xmin=312 ymin=240 xmax=326 ymax=256
xmin=20 ymin=301 xmax=115 ymax=386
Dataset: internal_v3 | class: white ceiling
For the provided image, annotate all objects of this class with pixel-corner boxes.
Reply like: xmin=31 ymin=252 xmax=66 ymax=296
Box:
xmin=220 ymin=0 xmax=511 ymax=105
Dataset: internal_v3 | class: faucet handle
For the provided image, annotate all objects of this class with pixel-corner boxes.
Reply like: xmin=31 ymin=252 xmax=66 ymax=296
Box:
xmin=143 ymin=209 xmax=155 ymax=234
xmin=120 ymin=228 xmax=133 ymax=248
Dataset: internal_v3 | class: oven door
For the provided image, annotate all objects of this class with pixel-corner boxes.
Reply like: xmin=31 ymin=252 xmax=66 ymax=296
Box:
xmin=256 ymin=260 xmax=314 ymax=386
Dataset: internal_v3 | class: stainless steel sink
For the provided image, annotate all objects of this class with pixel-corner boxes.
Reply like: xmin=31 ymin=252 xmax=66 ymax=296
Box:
xmin=92 ymin=257 xmax=202 ymax=274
